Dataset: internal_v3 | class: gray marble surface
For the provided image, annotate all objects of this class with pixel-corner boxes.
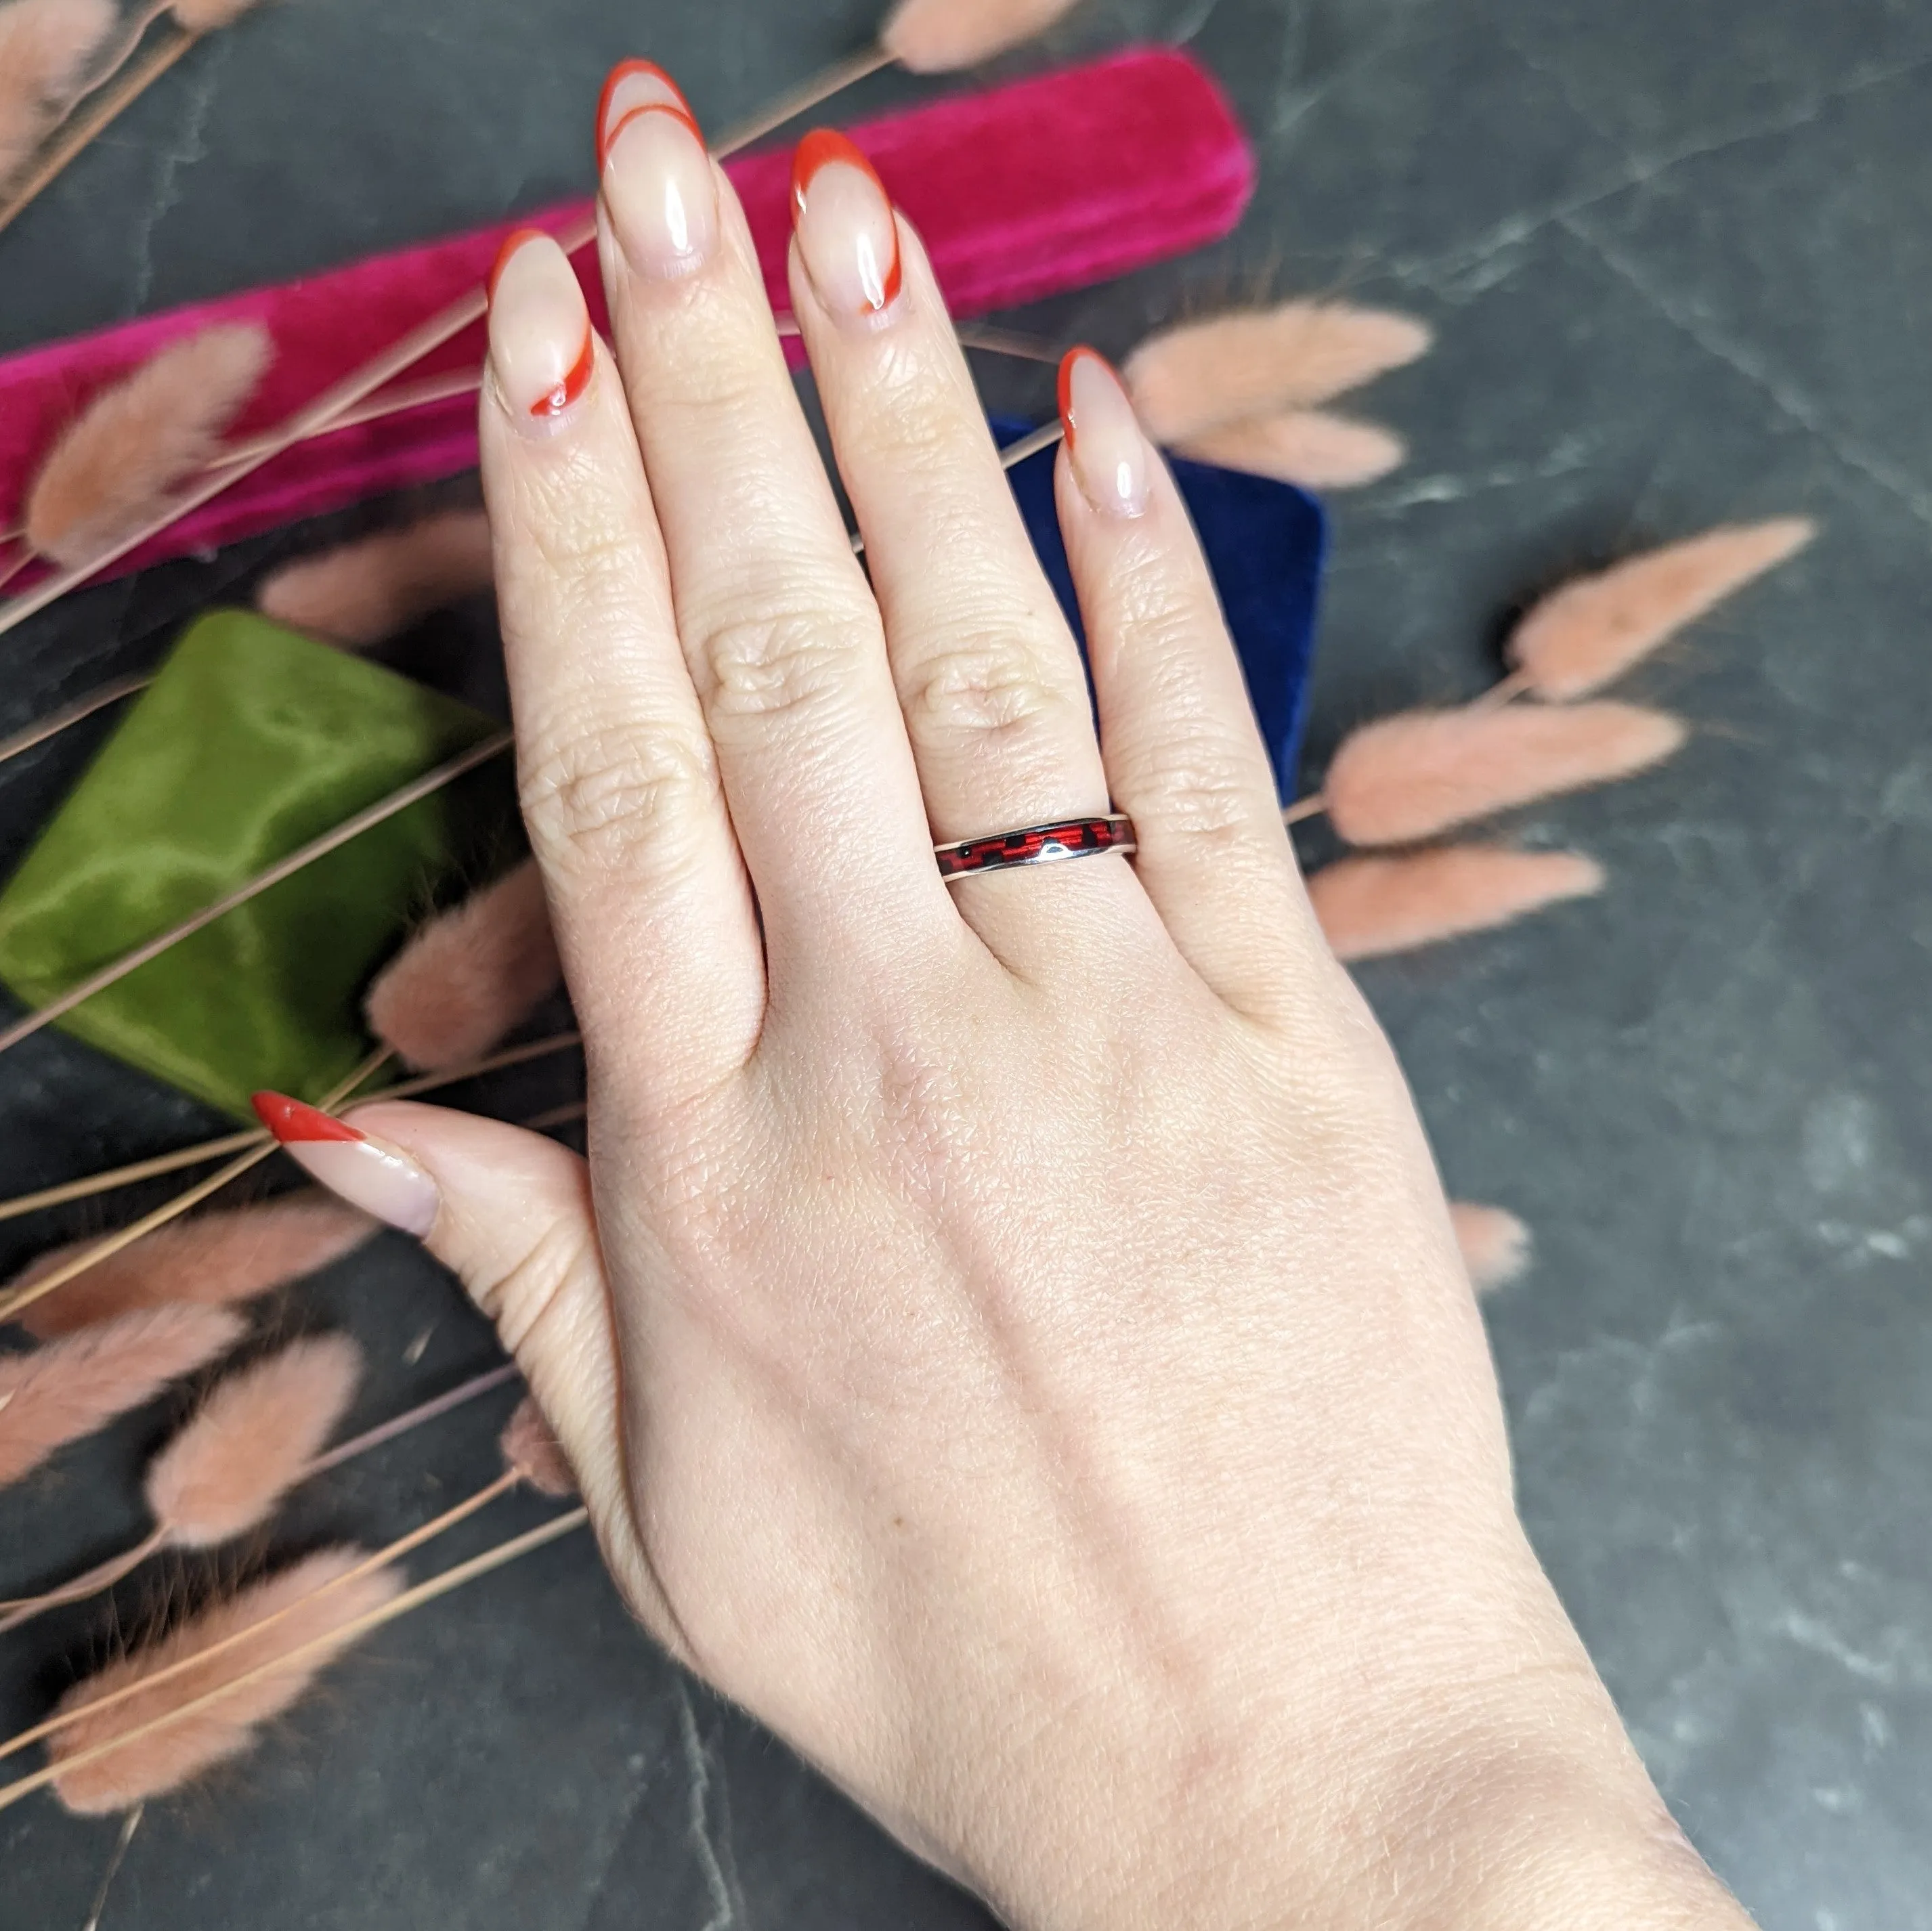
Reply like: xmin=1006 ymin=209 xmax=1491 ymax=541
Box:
xmin=2 ymin=1 xmax=1929 ymax=1926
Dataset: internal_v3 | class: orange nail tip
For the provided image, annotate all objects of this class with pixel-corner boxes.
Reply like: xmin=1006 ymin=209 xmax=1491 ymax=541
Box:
xmin=252 ymin=1091 xmax=365 ymax=1145
xmin=531 ymin=327 xmax=595 ymax=419
xmin=790 ymin=127 xmax=885 ymax=216
xmin=596 ymin=58 xmax=700 ymax=171
xmin=487 ymin=228 xmax=550 ymax=303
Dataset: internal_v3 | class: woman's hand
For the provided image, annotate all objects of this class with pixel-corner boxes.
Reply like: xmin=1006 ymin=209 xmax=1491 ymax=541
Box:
xmin=274 ymin=64 xmax=1752 ymax=1931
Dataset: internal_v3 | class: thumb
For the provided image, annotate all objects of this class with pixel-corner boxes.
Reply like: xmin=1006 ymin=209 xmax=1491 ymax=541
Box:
xmin=252 ymin=1092 xmax=679 ymax=1649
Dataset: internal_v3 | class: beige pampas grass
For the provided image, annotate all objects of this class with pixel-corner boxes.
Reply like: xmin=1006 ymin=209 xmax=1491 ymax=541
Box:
xmin=881 ymin=0 xmax=1079 ymax=72
xmin=256 ymin=509 xmax=496 ymax=649
xmin=1124 ymin=301 xmax=1432 ymax=445
xmin=0 ymin=0 xmax=114 ymax=188
xmin=365 ymin=860 xmax=561 ymax=1072
xmin=500 ymin=1395 xmax=574 ymax=1498
xmin=12 ymin=1196 xmax=374 ymax=1340
xmin=24 ymin=322 xmax=272 ymax=567
xmin=1451 ymin=1203 xmax=1532 ymax=1293
xmin=46 ymin=1548 xmax=402 ymax=1814
xmin=1310 ymin=846 xmax=1604 ymax=961
xmin=1177 ymin=410 xmax=1405 ymax=490
xmin=144 ymin=1336 xmax=361 ymax=1547
xmin=1508 ymin=517 xmax=1816 ymax=701
xmin=1321 ymin=701 xmax=1688 ymax=848
xmin=0 ymin=1305 xmax=243 ymax=1488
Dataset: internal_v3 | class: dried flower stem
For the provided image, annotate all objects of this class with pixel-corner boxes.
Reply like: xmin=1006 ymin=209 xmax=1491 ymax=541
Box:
xmin=0 ymin=1496 xmax=586 ymax=1802
xmin=0 ymin=673 xmax=150 ymax=769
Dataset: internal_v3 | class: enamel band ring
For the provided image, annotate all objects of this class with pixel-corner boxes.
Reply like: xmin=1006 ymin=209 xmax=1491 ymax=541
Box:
xmin=934 ymin=815 xmax=1138 ymax=882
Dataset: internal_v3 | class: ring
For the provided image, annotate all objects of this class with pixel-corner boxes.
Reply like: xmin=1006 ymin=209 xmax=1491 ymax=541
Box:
xmin=934 ymin=815 xmax=1137 ymax=882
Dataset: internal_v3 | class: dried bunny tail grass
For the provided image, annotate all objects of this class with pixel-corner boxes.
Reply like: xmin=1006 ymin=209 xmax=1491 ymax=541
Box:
xmin=1176 ymin=410 xmax=1405 ymax=490
xmin=1508 ymin=517 xmax=1816 ymax=701
xmin=24 ymin=321 xmax=272 ymax=567
xmin=47 ymin=1548 xmax=400 ymax=1815
xmin=365 ymin=859 xmax=561 ymax=1072
xmin=0 ymin=1305 xmax=244 ymax=1488
xmin=144 ymin=1335 xmax=361 ymax=1547
xmin=882 ymin=0 xmax=1079 ymax=72
xmin=1124 ymin=301 xmax=1432 ymax=444
xmin=0 ymin=0 xmax=116 ymax=186
xmin=1309 ymin=846 xmax=1603 ymax=961
xmin=500 ymin=1395 xmax=575 ymax=1498
xmin=1451 ymin=1203 xmax=1532 ymax=1293
xmin=13 ymin=1195 xmax=374 ymax=1340
xmin=168 ymin=0 xmax=259 ymax=29
xmin=256 ymin=509 xmax=495 ymax=649
xmin=1322 ymin=702 xmax=1688 ymax=848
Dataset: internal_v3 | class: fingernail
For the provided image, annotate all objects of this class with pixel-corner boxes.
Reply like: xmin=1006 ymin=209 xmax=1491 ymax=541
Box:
xmin=790 ymin=129 xmax=902 ymax=322
xmin=253 ymin=1093 xmax=440 ymax=1238
xmin=1058 ymin=347 xmax=1151 ymax=519
xmin=486 ymin=230 xmax=595 ymax=431
xmin=598 ymin=59 xmax=717 ymax=281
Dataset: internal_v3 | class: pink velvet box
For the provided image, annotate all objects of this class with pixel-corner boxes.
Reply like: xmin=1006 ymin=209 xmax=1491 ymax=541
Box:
xmin=0 ymin=48 xmax=1253 ymax=587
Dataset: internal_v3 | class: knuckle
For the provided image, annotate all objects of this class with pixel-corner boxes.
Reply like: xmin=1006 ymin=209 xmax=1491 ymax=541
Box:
xmin=899 ymin=624 xmax=1079 ymax=754
xmin=467 ymin=1214 xmax=597 ymax=1359
xmin=520 ymin=716 xmax=720 ymax=876
xmin=695 ymin=602 xmax=880 ymax=731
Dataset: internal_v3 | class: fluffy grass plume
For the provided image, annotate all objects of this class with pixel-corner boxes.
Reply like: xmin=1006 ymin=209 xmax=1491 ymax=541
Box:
xmin=1309 ymin=846 xmax=1604 ymax=961
xmin=1322 ymin=702 xmax=1687 ymax=848
xmin=13 ymin=1196 xmax=374 ymax=1340
xmin=365 ymin=860 xmax=561 ymax=1072
xmin=500 ymin=1394 xmax=575 ymax=1498
xmin=144 ymin=1335 xmax=362 ymax=1547
xmin=47 ymin=1548 xmax=402 ymax=1814
xmin=24 ymin=321 xmax=272 ymax=567
xmin=0 ymin=1305 xmax=243 ymax=1488
xmin=1508 ymin=518 xmax=1816 ymax=700
xmin=882 ymin=0 xmax=1079 ymax=72
xmin=256 ymin=509 xmax=496 ymax=649
xmin=1124 ymin=301 xmax=1431 ymax=445
xmin=0 ymin=0 xmax=114 ymax=189
xmin=1451 ymin=1204 xmax=1532 ymax=1293
xmin=1177 ymin=410 xmax=1404 ymax=489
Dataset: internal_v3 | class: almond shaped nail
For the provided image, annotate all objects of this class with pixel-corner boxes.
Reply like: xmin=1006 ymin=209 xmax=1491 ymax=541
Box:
xmin=1059 ymin=347 xmax=1151 ymax=519
xmin=486 ymin=231 xmax=595 ymax=427
xmin=790 ymin=128 xmax=903 ymax=321
xmin=599 ymin=60 xmax=717 ymax=280
xmin=253 ymin=1092 xmax=440 ymax=1238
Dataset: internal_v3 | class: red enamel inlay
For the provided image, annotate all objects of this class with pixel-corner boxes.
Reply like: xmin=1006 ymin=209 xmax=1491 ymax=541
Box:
xmin=253 ymin=1091 xmax=366 ymax=1144
xmin=487 ymin=228 xmax=549 ymax=304
xmin=790 ymin=128 xmax=903 ymax=310
xmin=596 ymin=59 xmax=703 ymax=173
xmin=531 ymin=327 xmax=595 ymax=418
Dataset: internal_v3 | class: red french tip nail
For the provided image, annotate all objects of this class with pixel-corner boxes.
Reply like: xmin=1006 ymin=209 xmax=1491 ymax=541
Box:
xmin=253 ymin=1091 xmax=366 ymax=1145
xmin=488 ymin=227 xmax=550 ymax=304
xmin=1057 ymin=346 xmax=1098 ymax=451
xmin=596 ymin=58 xmax=701 ymax=172
xmin=790 ymin=129 xmax=903 ymax=309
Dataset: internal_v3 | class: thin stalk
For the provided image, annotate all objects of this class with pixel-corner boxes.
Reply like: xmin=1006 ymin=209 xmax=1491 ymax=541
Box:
xmin=0 ymin=676 xmax=150 ymax=770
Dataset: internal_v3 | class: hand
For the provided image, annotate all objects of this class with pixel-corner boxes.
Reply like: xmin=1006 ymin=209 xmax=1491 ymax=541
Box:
xmin=269 ymin=68 xmax=1753 ymax=1931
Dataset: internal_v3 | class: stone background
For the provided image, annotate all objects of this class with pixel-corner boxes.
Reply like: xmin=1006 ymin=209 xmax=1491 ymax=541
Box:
xmin=1 ymin=1 xmax=1928 ymax=1926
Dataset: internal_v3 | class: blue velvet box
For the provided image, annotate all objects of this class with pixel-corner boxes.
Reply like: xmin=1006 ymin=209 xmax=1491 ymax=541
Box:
xmin=997 ymin=420 xmax=1326 ymax=798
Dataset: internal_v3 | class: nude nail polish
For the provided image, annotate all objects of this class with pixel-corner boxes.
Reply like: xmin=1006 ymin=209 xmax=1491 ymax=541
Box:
xmin=486 ymin=230 xmax=595 ymax=429
xmin=790 ymin=128 xmax=903 ymax=322
xmin=1058 ymin=347 xmax=1151 ymax=519
xmin=599 ymin=59 xmax=718 ymax=281
xmin=253 ymin=1093 xmax=440 ymax=1237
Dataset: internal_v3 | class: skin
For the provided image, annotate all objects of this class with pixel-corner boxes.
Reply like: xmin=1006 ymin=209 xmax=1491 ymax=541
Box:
xmin=328 ymin=79 xmax=1759 ymax=1931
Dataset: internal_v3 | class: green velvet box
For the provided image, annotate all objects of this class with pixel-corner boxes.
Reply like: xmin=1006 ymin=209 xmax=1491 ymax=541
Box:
xmin=0 ymin=611 xmax=517 ymax=1121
